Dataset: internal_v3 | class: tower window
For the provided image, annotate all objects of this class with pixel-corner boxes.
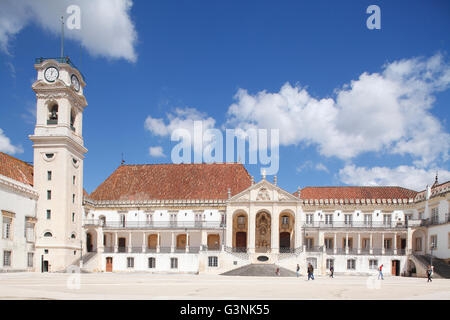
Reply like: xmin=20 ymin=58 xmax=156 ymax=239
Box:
xmin=47 ymin=171 xmax=52 ymax=181
xmin=47 ymin=104 xmax=58 ymax=124
xmin=73 ymin=176 xmax=76 ymax=185
xmin=72 ymin=213 xmax=75 ymax=222
xmin=72 ymin=194 xmax=75 ymax=203
xmin=46 ymin=210 xmax=51 ymax=220
xmin=70 ymin=110 xmax=76 ymax=131
xmin=44 ymin=232 xmax=52 ymax=237
xmin=71 ymin=233 xmax=76 ymax=239
xmin=47 ymin=190 xmax=51 ymax=200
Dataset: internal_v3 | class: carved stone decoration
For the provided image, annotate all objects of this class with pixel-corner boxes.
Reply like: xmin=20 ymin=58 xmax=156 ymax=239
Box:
xmin=256 ymin=188 xmax=271 ymax=201
xmin=255 ymin=211 xmax=271 ymax=252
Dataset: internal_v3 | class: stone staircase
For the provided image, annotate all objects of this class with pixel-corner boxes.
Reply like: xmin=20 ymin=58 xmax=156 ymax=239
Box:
xmin=413 ymin=254 xmax=450 ymax=279
xmin=221 ymin=263 xmax=297 ymax=277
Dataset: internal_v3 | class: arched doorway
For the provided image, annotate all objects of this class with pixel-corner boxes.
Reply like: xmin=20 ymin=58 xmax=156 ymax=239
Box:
xmin=279 ymin=211 xmax=295 ymax=252
xmin=233 ymin=211 xmax=248 ymax=251
xmin=255 ymin=211 xmax=271 ymax=253
xmin=412 ymin=229 xmax=426 ymax=253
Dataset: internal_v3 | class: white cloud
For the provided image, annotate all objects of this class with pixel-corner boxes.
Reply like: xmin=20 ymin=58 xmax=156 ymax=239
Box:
xmin=338 ymin=164 xmax=450 ymax=191
xmin=296 ymin=160 xmax=329 ymax=173
xmin=226 ymin=54 xmax=450 ymax=167
xmin=145 ymin=107 xmax=217 ymax=149
xmin=0 ymin=128 xmax=23 ymax=154
xmin=315 ymin=163 xmax=329 ymax=173
xmin=0 ymin=0 xmax=137 ymax=62
xmin=149 ymin=146 xmax=165 ymax=158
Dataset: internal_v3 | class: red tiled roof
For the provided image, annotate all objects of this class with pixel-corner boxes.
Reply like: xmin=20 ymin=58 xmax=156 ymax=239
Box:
xmin=296 ymin=186 xmax=417 ymax=200
xmin=0 ymin=152 xmax=34 ymax=186
xmin=89 ymin=163 xmax=252 ymax=201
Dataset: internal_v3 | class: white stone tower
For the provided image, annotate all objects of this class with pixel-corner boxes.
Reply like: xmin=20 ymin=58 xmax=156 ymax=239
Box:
xmin=29 ymin=58 xmax=87 ymax=272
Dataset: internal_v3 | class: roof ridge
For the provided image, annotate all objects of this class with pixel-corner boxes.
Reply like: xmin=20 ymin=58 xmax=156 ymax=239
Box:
xmin=0 ymin=152 xmax=33 ymax=168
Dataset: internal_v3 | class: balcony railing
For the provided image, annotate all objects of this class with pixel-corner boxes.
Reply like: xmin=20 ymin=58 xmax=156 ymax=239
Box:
xmin=83 ymin=219 xmax=225 ymax=229
xmin=305 ymin=246 xmax=323 ymax=252
xmin=414 ymin=214 xmax=450 ymax=227
xmin=303 ymin=221 xmax=407 ymax=229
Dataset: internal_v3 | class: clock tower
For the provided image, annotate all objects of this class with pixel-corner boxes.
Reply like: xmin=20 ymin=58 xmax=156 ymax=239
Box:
xmin=29 ymin=58 xmax=87 ymax=272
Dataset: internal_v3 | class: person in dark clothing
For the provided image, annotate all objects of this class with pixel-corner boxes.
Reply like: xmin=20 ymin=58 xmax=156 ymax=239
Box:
xmin=296 ymin=264 xmax=300 ymax=277
xmin=307 ymin=263 xmax=314 ymax=280
xmin=329 ymin=265 xmax=334 ymax=278
xmin=427 ymin=265 xmax=432 ymax=282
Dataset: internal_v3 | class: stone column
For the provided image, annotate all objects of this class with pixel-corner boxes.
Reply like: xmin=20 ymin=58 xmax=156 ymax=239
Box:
xmin=201 ymin=230 xmax=207 ymax=251
xmin=407 ymin=228 xmax=413 ymax=255
xmin=382 ymin=233 xmax=385 ymax=255
xmin=369 ymin=233 xmax=373 ymax=255
xmin=186 ymin=232 xmax=190 ymax=253
xmin=171 ymin=232 xmax=175 ymax=253
xmin=114 ymin=232 xmax=118 ymax=253
xmin=345 ymin=233 xmax=349 ymax=254
xmin=357 ymin=233 xmax=361 ymax=254
xmin=393 ymin=233 xmax=397 ymax=255
xmin=248 ymin=210 xmax=256 ymax=254
xmin=156 ymin=232 xmax=160 ymax=253
xmin=333 ymin=233 xmax=337 ymax=254
xmin=271 ymin=212 xmax=279 ymax=254
xmin=319 ymin=231 xmax=325 ymax=253
xmin=97 ymin=227 xmax=104 ymax=254
xmin=128 ymin=232 xmax=132 ymax=253
xmin=226 ymin=209 xmax=233 ymax=249
xmin=142 ymin=232 xmax=146 ymax=253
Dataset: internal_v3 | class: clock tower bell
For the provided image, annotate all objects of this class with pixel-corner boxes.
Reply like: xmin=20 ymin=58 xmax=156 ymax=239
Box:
xmin=29 ymin=57 xmax=87 ymax=272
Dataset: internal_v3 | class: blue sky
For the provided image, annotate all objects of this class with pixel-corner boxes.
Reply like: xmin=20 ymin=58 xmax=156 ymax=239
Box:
xmin=0 ymin=0 xmax=449 ymax=194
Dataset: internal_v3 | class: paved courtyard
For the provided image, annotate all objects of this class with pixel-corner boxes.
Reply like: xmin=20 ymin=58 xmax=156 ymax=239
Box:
xmin=0 ymin=272 xmax=449 ymax=300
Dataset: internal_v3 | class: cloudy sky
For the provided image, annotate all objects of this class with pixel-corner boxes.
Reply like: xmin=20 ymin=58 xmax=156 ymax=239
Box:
xmin=0 ymin=0 xmax=449 ymax=193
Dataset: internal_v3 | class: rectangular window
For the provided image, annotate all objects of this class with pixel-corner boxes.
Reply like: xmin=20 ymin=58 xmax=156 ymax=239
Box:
xmin=3 ymin=251 xmax=11 ymax=266
xmin=384 ymin=239 xmax=392 ymax=249
xmin=343 ymin=238 xmax=353 ymax=249
xmin=170 ymin=214 xmax=177 ymax=226
xmin=46 ymin=210 xmax=51 ymax=220
xmin=120 ymin=214 xmax=126 ymax=227
xmin=127 ymin=257 xmax=134 ymax=268
xmin=383 ymin=214 xmax=392 ymax=226
xmin=324 ymin=214 xmax=333 ymax=225
xmin=306 ymin=214 xmax=314 ymax=225
xmin=281 ymin=216 xmax=289 ymax=225
xmin=326 ymin=258 xmax=334 ymax=269
xmin=362 ymin=238 xmax=370 ymax=249
xmin=306 ymin=257 xmax=317 ymax=269
xmin=325 ymin=238 xmax=333 ymax=249
xmin=47 ymin=171 xmax=52 ymax=181
xmin=148 ymin=257 xmax=156 ymax=268
xmin=347 ymin=259 xmax=356 ymax=270
xmin=72 ymin=213 xmax=75 ymax=222
xmin=72 ymin=194 xmax=75 ymax=203
xmin=73 ymin=175 xmax=76 ymax=185
xmin=2 ymin=217 xmax=12 ymax=239
xmin=430 ymin=235 xmax=437 ymax=249
xmin=306 ymin=238 xmax=314 ymax=249
xmin=419 ymin=211 xmax=424 ymax=220
xmin=47 ymin=190 xmax=51 ymax=200
xmin=369 ymin=259 xmax=378 ymax=269
xmin=364 ymin=214 xmax=372 ymax=226
xmin=170 ymin=258 xmax=178 ymax=269
xmin=27 ymin=253 xmax=34 ymax=268
xmin=344 ymin=214 xmax=353 ymax=225
xmin=431 ymin=208 xmax=439 ymax=224
xmin=208 ymin=256 xmax=218 ymax=267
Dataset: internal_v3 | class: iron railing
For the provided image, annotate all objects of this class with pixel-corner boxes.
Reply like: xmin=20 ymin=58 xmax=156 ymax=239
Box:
xmin=303 ymin=221 xmax=407 ymax=229
xmin=83 ymin=219 xmax=226 ymax=229
xmin=35 ymin=56 xmax=85 ymax=80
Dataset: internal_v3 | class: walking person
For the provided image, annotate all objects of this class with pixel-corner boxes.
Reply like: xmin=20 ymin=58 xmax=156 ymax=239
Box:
xmin=275 ymin=267 xmax=280 ymax=276
xmin=427 ymin=265 xmax=432 ymax=282
xmin=307 ymin=263 xmax=314 ymax=280
xmin=329 ymin=265 xmax=334 ymax=278
xmin=296 ymin=264 xmax=300 ymax=278
xmin=378 ymin=264 xmax=384 ymax=280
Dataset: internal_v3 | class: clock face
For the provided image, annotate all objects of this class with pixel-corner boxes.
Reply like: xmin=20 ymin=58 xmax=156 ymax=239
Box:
xmin=71 ymin=74 xmax=80 ymax=92
xmin=44 ymin=67 xmax=59 ymax=82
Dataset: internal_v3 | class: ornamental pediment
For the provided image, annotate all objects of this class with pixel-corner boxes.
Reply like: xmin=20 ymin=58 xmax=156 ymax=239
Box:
xmin=228 ymin=179 xmax=300 ymax=203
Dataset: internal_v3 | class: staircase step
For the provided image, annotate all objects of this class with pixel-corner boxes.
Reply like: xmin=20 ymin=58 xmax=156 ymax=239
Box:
xmin=221 ymin=264 xmax=297 ymax=277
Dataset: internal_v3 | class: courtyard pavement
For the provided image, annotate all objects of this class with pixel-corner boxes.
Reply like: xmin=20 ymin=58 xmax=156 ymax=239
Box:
xmin=0 ymin=272 xmax=449 ymax=300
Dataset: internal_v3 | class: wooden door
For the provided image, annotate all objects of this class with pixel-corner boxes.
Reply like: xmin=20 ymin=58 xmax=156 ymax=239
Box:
xmin=177 ymin=234 xmax=187 ymax=249
xmin=106 ymin=257 xmax=113 ymax=272
xmin=280 ymin=232 xmax=290 ymax=249
xmin=118 ymin=237 xmax=126 ymax=252
xmin=207 ymin=234 xmax=220 ymax=250
xmin=148 ymin=234 xmax=158 ymax=249
xmin=236 ymin=232 xmax=247 ymax=250
xmin=391 ymin=260 xmax=400 ymax=276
